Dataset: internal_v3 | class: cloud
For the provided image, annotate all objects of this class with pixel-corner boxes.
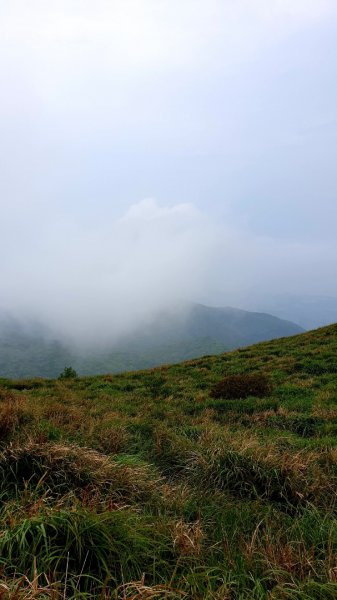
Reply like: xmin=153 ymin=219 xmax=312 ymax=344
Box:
xmin=0 ymin=199 xmax=217 ymax=343
xmin=1 ymin=0 xmax=335 ymax=81
xmin=1 ymin=194 xmax=337 ymax=343
xmin=0 ymin=0 xmax=336 ymax=340
xmin=251 ymin=0 xmax=334 ymax=20
xmin=121 ymin=198 xmax=200 ymax=222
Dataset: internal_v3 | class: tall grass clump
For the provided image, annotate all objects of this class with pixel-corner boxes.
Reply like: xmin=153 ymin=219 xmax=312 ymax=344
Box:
xmin=0 ymin=508 xmax=173 ymax=595
xmin=0 ymin=442 xmax=163 ymax=505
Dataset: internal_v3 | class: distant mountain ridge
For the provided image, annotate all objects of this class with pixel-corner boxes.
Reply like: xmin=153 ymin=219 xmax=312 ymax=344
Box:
xmin=182 ymin=303 xmax=304 ymax=346
xmin=0 ymin=304 xmax=304 ymax=378
xmin=236 ymin=294 xmax=337 ymax=331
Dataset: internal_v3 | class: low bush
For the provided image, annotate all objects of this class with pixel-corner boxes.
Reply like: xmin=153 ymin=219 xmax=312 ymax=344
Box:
xmin=210 ymin=373 xmax=272 ymax=400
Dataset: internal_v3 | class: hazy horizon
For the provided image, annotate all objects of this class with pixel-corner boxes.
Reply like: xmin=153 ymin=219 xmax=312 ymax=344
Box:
xmin=1 ymin=1 xmax=337 ymax=341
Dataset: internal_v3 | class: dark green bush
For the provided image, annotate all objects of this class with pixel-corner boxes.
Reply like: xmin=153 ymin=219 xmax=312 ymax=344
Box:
xmin=58 ymin=366 xmax=78 ymax=379
xmin=210 ymin=373 xmax=272 ymax=400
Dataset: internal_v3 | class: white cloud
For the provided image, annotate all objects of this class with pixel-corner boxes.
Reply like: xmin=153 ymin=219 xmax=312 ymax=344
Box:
xmin=0 ymin=0 xmax=336 ymax=338
xmin=1 ymin=195 xmax=337 ymax=342
xmin=122 ymin=198 xmax=200 ymax=221
xmin=251 ymin=0 xmax=334 ymax=20
xmin=1 ymin=0 xmax=334 ymax=76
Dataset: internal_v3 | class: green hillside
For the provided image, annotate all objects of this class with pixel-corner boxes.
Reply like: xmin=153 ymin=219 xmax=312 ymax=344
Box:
xmin=0 ymin=324 xmax=337 ymax=598
xmin=0 ymin=304 xmax=303 ymax=378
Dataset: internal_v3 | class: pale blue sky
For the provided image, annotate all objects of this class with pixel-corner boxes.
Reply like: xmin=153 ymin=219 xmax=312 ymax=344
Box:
xmin=1 ymin=1 xmax=337 ymax=336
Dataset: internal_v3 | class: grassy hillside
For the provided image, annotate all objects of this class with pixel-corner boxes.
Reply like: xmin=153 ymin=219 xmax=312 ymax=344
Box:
xmin=0 ymin=324 xmax=337 ymax=598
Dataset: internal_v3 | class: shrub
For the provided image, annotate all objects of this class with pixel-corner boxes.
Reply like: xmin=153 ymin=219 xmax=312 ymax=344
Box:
xmin=210 ymin=373 xmax=272 ymax=400
xmin=58 ymin=366 xmax=78 ymax=379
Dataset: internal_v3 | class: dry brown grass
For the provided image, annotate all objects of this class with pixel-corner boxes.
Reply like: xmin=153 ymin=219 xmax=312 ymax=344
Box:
xmin=243 ymin=524 xmax=337 ymax=585
xmin=116 ymin=576 xmax=186 ymax=599
xmin=290 ymin=377 xmax=316 ymax=388
xmin=42 ymin=402 xmax=83 ymax=428
xmin=248 ymin=406 xmax=296 ymax=425
xmin=191 ymin=408 xmax=217 ymax=425
xmin=173 ymin=519 xmax=203 ymax=557
xmin=0 ymin=389 xmax=30 ymax=439
xmin=0 ymin=568 xmax=60 ymax=600
xmin=92 ymin=425 xmax=131 ymax=454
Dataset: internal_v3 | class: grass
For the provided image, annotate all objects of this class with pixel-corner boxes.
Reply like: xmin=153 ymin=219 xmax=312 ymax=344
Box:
xmin=0 ymin=324 xmax=337 ymax=597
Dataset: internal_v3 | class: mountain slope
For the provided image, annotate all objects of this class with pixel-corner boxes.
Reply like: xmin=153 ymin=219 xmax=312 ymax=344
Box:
xmin=0 ymin=324 xmax=336 ymax=597
xmin=182 ymin=303 xmax=303 ymax=345
xmin=0 ymin=304 xmax=303 ymax=378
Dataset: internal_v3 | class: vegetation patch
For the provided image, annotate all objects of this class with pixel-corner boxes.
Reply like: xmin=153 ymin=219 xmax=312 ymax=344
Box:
xmin=266 ymin=415 xmax=322 ymax=437
xmin=210 ymin=373 xmax=273 ymax=399
xmin=0 ymin=508 xmax=173 ymax=595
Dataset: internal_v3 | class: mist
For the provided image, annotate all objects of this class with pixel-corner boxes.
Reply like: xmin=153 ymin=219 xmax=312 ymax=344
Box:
xmin=1 ymin=0 xmax=337 ymax=345
xmin=2 ymin=196 xmax=337 ymax=346
xmin=1 ymin=199 xmax=214 ymax=344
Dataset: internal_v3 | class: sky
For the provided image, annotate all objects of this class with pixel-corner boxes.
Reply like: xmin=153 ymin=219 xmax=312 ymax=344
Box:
xmin=1 ymin=0 xmax=337 ymax=339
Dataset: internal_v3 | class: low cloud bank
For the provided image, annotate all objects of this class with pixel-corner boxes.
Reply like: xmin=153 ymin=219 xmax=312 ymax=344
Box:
xmin=1 ymin=198 xmax=336 ymax=346
xmin=1 ymin=199 xmax=216 ymax=344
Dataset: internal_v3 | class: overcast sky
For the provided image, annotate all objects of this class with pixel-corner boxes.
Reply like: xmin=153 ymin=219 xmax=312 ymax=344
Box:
xmin=1 ymin=1 xmax=337 ymax=338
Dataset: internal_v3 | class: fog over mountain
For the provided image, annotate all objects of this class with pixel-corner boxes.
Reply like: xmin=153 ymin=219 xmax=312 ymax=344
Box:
xmin=1 ymin=1 xmax=337 ymax=350
xmin=0 ymin=303 xmax=304 ymax=378
xmin=1 ymin=197 xmax=337 ymax=347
